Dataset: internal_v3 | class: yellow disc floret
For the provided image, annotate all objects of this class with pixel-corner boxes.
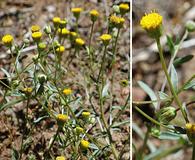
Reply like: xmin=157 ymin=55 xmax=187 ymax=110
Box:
xmin=90 ymin=9 xmax=99 ymax=21
xmin=63 ymin=88 xmax=72 ymax=95
xmin=53 ymin=17 xmax=61 ymax=27
xmin=110 ymin=15 xmax=125 ymax=28
xmin=56 ymin=46 xmax=65 ymax=54
xmin=100 ymin=34 xmax=112 ymax=45
xmin=119 ymin=3 xmax=129 ymax=14
xmin=57 ymin=114 xmax=68 ymax=126
xmin=82 ymin=111 xmax=91 ymax=119
xmin=58 ymin=28 xmax=70 ymax=37
xmin=140 ymin=12 xmax=162 ymax=31
xmin=32 ymin=32 xmax=42 ymax=41
xmin=71 ymin=8 xmax=83 ymax=14
xmin=2 ymin=34 xmax=13 ymax=46
xmin=56 ymin=156 xmax=66 ymax=160
xmin=80 ymin=140 xmax=90 ymax=150
xmin=75 ymin=38 xmax=85 ymax=46
xmin=31 ymin=25 xmax=40 ymax=33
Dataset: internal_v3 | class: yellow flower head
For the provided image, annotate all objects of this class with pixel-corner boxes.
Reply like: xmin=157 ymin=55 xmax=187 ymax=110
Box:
xmin=76 ymin=126 xmax=84 ymax=134
xmin=32 ymin=32 xmax=42 ymax=41
xmin=90 ymin=9 xmax=99 ymax=21
xmin=59 ymin=20 xmax=67 ymax=28
xmin=70 ymin=32 xmax=78 ymax=41
xmin=80 ymin=140 xmax=90 ymax=150
xmin=53 ymin=17 xmax=61 ymax=27
xmin=100 ymin=34 xmax=112 ymax=45
xmin=186 ymin=123 xmax=193 ymax=130
xmin=75 ymin=38 xmax=85 ymax=46
xmin=110 ymin=15 xmax=125 ymax=28
xmin=82 ymin=111 xmax=91 ymax=119
xmin=140 ymin=12 xmax=162 ymax=31
xmin=140 ymin=11 xmax=163 ymax=38
xmin=119 ymin=3 xmax=129 ymax=14
xmin=58 ymin=28 xmax=70 ymax=37
xmin=57 ymin=114 xmax=68 ymax=126
xmin=23 ymin=87 xmax=33 ymax=94
xmin=56 ymin=156 xmax=66 ymax=160
xmin=71 ymin=8 xmax=83 ymax=18
xmin=56 ymin=46 xmax=65 ymax=54
xmin=71 ymin=8 xmax=83 ymax=14
xmin=2 ymin=34 xmax=13 ymax=46
xmin=31 ymin=25 xmax=40 ymax=33
xmin=63 ymin=88 xmax=72 ymax=95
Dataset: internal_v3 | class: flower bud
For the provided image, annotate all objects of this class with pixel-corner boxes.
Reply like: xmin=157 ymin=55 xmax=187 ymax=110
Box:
xmin=89 ymin=117 xmax=96 ymax=124
xmin=157 ymin=106 xmax=177 ymax=124
xmin=38 ymin=42 xmax=46 ymax=50
xmin=44 ymin=25 xmax=52 ymax=34
xmin=82 ymin=111 xmax=91 ymax=119
xmin=38 ymin=74 xmax=47 ymax=84
xmin=185 ymin=20 xmax=195 ymax=32
xmin=186 ymin=123 xmax=195 ymax=143
xmin=76 ymin=126 xmax=84 ymax=134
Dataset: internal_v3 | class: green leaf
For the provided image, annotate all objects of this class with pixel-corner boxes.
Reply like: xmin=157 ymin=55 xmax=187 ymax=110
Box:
xmin=166 ymin=35 xmax=175 ymax=55
xmin=158 ymin=91 xmax=169 ymax=100
xmin=112 ymin=120 xmax=129 ymax=128
xmin=11 ymin=148 xmax=19 ymax=160
xmin=102 ymin=82 xmax=110 ymax=97
xmin=170 ymin=65 xmax=178 ymax=91
xmin=158 ymin=131 xmax=182 ymax=140
xmin=173 ymin=55 xmax=194 ymax=67
xmin=138 ymin=81 xmax=158 ymax=109
xmin=0 ymin=97 xmax=26 ymax=112
xmin=183 ymin=79 xmax=195 ymax=90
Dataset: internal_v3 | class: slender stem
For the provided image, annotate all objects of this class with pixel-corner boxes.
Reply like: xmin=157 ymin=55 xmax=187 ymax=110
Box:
xmin=156 ymin=38 xmax=189 ymax=123
xmin=139 ymin=126 xmax=150 ymax=159
xmin=111 ymin=28 xmax=120 ymax=66
xmin=89 ymin=22 xmax=94 ymax=54
xmin=97 ymin=45 xmax=107 ymax=82
xmin=48 ymin=127 xmax=60 ymax=152
xmin=192 ymin=142 xmax=195 ymax=160
xmin=134 ymin=106 xmax=174 ymax=130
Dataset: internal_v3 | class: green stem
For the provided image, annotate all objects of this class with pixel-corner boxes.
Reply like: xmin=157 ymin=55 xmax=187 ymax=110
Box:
xmin=134 ymin=106 xmax=174 ymax=130
xmin=97 ymin=45 xmax=107 ymax=83
xmin=192 ymin=142 xmax=195 ymax=160
xmin=89 ymin=22 xmax=94 ymax=54
xmin=139 ymin=126 xmax=150 ymax=159
xmin=156 ymin=38 xmax=189 ymax=123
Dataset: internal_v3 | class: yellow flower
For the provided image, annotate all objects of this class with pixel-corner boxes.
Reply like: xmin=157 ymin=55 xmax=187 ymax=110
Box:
xmin=31 ymin=25 xmax=40 ymax=33
xmin=23 ymin=87 xmax=33 ymax=94
xmin=59 ymin=20 xmax=67 ymax=28
xmin=90 ymin=9 xmax=99 ymax=22
xmin=63 ymin=88 xmax=72 ymax=95
xmin=100 ymin=34 xmax=112 ymax=45
xmin=58 ymin=28 xmax=70 ymax=37
xmin=119 ymin=3 xmax=129 ymax=14
xmin=2 ymin=34 xmax=13 ymax=46
xmin=71 ymin=8 xmax=83 ymax=14
xmin=110 ymin=15 xmax=125 ymax=28
xmin=71 ymin=8 xmax=83 ymax=18
xmin=53 ymin=17 xmax=61 ymax=27
xmin=56 ymin=156 xmax=66 ymax=160
xmin=56 ymin=46 xmax=65 ymax=54
xmin=140 ymin=12 xmax=162 ymax=31
xmin=75 ymin=38 xmax=85 ymax=46
xmin=57 ymin=114 xmax=68 ymax=126
xmin=80 ymin=140 xmax=90 ymax=150
xmin=32 ymin=32 xmax=42 ymax=41
xmin=70 ymin=32 xmax=78 ymax=41
xmin=82 ymin=111 xmax=90 ymax=119
xmin=76 ymin=126 xmax=84 ymax=134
